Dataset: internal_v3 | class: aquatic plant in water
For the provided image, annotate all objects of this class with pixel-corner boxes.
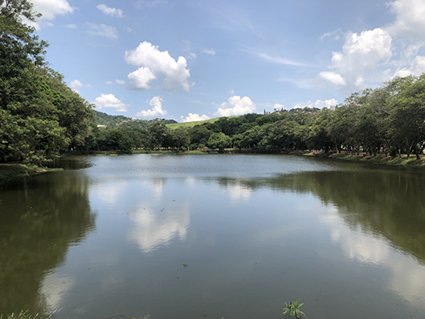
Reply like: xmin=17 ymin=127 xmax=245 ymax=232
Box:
xmin=282 ymin=300 xmax=306 ymax=319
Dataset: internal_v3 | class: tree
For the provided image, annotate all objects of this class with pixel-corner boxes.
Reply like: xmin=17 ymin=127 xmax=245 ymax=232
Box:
xmin=207 ymin=132 xmax=231 ymax=151
xmin=188 ymin=125 xmax=212 ymax=147
xmin=147 ymin=121 xmax=169 ymax=149
xmin=0 ymin=0 xmax=93 ymax=163
xmin=172 ymin=128 xmax=191 ymax=150
xmin=388 ymin=75 xmax=425 ymax=159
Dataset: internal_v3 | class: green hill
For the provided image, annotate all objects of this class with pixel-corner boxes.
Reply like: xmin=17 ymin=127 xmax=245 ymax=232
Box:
xmin=167 ymin=117 xmax=221 ymax=129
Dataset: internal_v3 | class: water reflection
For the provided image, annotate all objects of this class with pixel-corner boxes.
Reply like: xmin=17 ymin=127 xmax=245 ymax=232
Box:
xmin=91 ymin=179 xmax=129 ymax=205
xmin=0 ymin=172 xmax=95 ymax=314
xmin=3 ymin=154 xmax=425 ymax=318
xmin=152 ymin=178 xmax=165 ymax=198
xmin=322 ymin=205 xmax=425 ymax=306
xmin=40 ymin=273 xmax=74 ymax=312
xmin=227 ymin=182 xmax=252 ymax=201
xmin=217 ymin=170 xmax=425 ymax=263
xmin=128 ymin=204 xmax=190 ymax=253
xmin=216 ymin=170 xmax=425 ymax=308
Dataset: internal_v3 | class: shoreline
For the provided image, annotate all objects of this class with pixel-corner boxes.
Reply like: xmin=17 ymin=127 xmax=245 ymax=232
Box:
xmin=302 ymin=151 xmax=425 ymax=169
xmin=68 ymin=149 xmax=425 ymax=169
xmin=1 ymin=150 xmax=423 ymax=183
xmin=0 ymin=164 xmax=62 ymax=184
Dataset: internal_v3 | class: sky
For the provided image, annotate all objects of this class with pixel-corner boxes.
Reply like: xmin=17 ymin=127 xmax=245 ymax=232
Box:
xmin=31 ymin=0 xmax=425 ymax=122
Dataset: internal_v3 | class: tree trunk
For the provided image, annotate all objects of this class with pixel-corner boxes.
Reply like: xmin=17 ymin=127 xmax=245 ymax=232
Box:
xmin=415 ymin=146 xmax=421 ymax=160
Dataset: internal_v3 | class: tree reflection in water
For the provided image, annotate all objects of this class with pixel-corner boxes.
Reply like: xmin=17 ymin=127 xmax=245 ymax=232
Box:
xmin=0 ymin=172 xmax=95 ymax=314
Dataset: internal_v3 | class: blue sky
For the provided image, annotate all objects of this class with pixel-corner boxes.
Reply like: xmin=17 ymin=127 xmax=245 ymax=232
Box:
xmin=32 ymin=0 xmax=425 ymax=121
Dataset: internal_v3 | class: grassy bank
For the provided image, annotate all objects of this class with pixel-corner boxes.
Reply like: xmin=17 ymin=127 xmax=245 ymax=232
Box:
xmin=304 ymin=151 xmax=425 ymax=169
xmin=0 ymin=164 xmax=62 ymax=184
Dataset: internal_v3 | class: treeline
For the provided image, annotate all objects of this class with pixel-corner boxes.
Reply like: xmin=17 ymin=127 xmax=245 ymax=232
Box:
xmin=0 ymin=0 xmax=93 ymax=164
xmin=90 ymin=75 xmax=425 ymax=159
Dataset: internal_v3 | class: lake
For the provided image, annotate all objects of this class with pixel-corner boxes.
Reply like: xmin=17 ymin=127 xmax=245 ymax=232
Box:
xmin=1 ymin=154 xmax=425 ymax=319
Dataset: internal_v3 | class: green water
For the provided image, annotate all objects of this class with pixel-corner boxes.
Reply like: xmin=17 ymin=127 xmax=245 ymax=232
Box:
xmin=1 ymin=154 xmax=425 ymax=319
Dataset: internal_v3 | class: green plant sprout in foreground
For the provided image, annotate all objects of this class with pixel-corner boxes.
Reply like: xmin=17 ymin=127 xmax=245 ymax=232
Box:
xmin=283 ymin=300 xmax=306 ymax=319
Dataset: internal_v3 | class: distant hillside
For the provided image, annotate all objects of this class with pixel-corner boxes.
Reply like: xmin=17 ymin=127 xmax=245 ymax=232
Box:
xmin=167 ymin=117 xmax=220 ymax=129
xmin=94 ymin=111 xmax=177 ymax=127
xmin=94 ymin=111 xmax=132 ymax=127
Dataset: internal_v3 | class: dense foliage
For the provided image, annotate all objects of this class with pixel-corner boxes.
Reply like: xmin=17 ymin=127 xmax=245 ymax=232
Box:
xmin=0 ymin=0 xmax=93 ymax=164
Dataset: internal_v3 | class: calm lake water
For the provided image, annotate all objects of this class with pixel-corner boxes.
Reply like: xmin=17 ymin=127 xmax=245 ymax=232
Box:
xmin=1 ymin=154 xmax=425 ymax=319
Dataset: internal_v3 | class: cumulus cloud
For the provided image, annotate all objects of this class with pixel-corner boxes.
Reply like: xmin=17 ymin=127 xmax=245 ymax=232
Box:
xmin=87 ymin=23 xmax=118 ymax=39
xmin=128 ymin=67 xmax=156 ymax=89
xmin=32 ymin=0 xmax=73 ymax=21
xmin=125 ymin=41 xmax=191 ymax=91
xmin=389 ymin=0 xmax=425 ymax=42
xmin=181 ymin=113 xmax=210 ymax=122
xmin=319 ymin=28 xmax=392 ymax=88
xmin=136 ymin=96 xmax=166 ymax=118
xmin=94 ymin=94 xmax=127 ymax=112
xmin=216 ymin=96 xmax=256 ymax=117
xmin=97 ymin=4 xmax=123 ymax=17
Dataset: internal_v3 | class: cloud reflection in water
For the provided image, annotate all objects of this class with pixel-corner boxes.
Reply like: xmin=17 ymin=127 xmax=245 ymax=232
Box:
xmin=322 ymin=205 xmax=425 ymax=307
xmin=128 ymin=205 xmax=190 ymax=253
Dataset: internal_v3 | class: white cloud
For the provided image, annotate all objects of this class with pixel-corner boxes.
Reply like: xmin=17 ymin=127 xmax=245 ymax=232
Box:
xmin=394 ymin=55 xmax=425 ymax=77
xmin=216 ymin=96 xmax=256 ymax=117
xmin=125 ymin=41 xmax=191 ymax=91
xmin=320 ymin=28 xmax=344 ymax=41
xmin=202 ymin=48 xmax=216 ymax=55
xmin=308 ymin=98 xmax=338 ymax=109
xmin=273 ymin=103 xmax=288 ymax=111
xmin=87 ymin=23 xmax=118 ymax=39
xmin=181 ymin=113 xmax=210 ymax=122
xmin=319 ymin=71 xmax=346 ymax=86
xmin=389 ymin=0 xmax=425 ymax=42
xmin=106 ymin=79 xmax=126 ymax=85
xmin=283 ymin=99 xmax=338 ymax=110
xmin=319 ymin=28 xmax=392 ymax=88
xmin=32 ymin=0 xmax=73 ymax=21
xmin=70 ymin=79 xmax=83 ymax=92
xmin=256 ymin=52 xmax=308 ymax=67
xmin=97 ymin=4 xmax=123 ymax=18
xmin=94 ymin=94 xmax=127 ymax=112
xmin=128 ymin=67 xmax=156 ymax=89
xmin=136 ymin=96 xmax=167 ymax=118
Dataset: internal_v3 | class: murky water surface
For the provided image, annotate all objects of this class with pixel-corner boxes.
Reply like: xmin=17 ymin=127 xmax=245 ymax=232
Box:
xmin=1 ymin=154 xmax=425 ymax=319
